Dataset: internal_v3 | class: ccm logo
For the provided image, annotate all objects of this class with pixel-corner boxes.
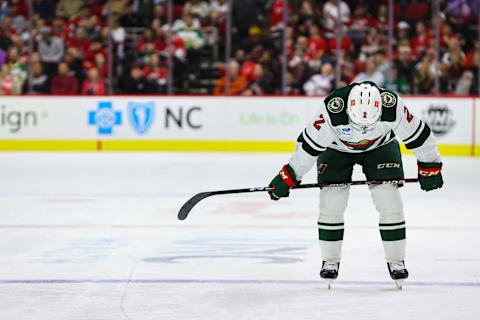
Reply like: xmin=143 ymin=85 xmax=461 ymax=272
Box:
xmin=419 ymin=169 xmax=441 ymax=177
xmin=377 ymin=163 xmax=401 ymax=169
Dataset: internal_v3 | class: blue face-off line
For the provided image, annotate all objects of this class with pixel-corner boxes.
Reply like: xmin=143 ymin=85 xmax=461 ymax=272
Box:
xmin=0 ymin=279 xmax=478 ymax=287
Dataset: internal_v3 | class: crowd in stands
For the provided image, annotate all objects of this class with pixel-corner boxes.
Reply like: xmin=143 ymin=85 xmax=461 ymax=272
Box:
xmin=0 ymin=0 xmax=479 ymax=95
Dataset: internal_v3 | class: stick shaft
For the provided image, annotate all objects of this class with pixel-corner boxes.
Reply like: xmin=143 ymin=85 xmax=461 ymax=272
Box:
xmin=178 ymin=178 xmax=418 ymax=220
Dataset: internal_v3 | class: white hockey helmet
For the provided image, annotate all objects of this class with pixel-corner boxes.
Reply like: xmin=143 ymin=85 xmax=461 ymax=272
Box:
xmin=346 ymin=82 xmax=382 ymax=128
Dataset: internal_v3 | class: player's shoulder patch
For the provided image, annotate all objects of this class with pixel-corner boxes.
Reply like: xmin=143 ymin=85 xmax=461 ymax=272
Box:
xmin=326 ymin=97 xmax=344 ymax=114
xmin=381 ymin=91 xmax=397 ymax=108
xmin=323 ymin=84 xmax=354 ymax=126
xmin=379 ymin=89 xmax=399 ymax=122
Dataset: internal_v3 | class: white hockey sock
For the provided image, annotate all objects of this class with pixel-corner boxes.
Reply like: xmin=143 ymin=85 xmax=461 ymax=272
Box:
xmin=370 ymin=184 xmax=406 ymax=262
xmin=318 ymin=186 xmax=350 ymax=262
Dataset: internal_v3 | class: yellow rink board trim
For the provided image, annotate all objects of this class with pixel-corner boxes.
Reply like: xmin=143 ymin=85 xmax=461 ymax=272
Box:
xmin=399 ymin=144 xmax=475 ymax=157
xmin=101 ymin=140 xmax=296 ymax=152
xmin=0 ymin=140 xmax=98 ymax=151
xmin=0 ymin=140 xmax=478 ymax=156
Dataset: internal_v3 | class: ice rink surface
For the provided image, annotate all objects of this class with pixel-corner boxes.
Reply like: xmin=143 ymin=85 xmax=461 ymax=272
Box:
xmin=0 ymin=151 xmax=479 ymax=320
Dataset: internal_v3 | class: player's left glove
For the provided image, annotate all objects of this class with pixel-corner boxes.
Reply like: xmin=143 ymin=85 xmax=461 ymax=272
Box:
xmin=417 ymin=161 xmax=443 ymax=191
xmin=268 ymin=164 xmax=298 ymax=200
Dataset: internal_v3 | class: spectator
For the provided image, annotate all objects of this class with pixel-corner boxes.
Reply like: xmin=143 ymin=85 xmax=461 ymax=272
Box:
xmin=374 ymin=50 xmax=389 ymax=79
xmin=307 ymin=24 xmax=327 ymax=68
xmin=455 ymin=70 xmax=474 ymax=95
xmin=22 ymin=61 xmax=50 ymax=94
xmin=210 ymin=0 xmax=227 ymax=27
xmin=38 ymin=27 xmax=64 ymax=74
xmin=213 ymin=61 xmax=246 ymax=95
xmin=442 ymin=37 xmax=465 ymax=91
xmin=327 ymin=31 xmax=354 ymax=56
xmin=0 ymin=64 xmax=24 ymax=94
xmin=63 ymin=47 xmax=84 ymax=80
xmin=94 ymin=53 xmax=109 ymax=79
xmin=303 ymin=63 xmax=334 ymax=96
xmin=174 ymin=14 xmax=205 ymax=52
xmin=243 ymin=64 xmax=274 ymax=95
xmin=51 ymin=63 xmax=79 ymax=94
xmin=55 ymin=0 xmax=83 ymax=19
xmin=172 ymin=12 xmax=201 ymax=31
xmin=394 ymin=45 xmax=415 ymax=91
xmin=297 ymin=0 xmax=315 ymax=27
xmin=184 ymin=0 xmax=210 ymax=21
xmin=85 ymin=40 xmax=107 ymax=66
xmin=348 ymin=2 xmax=373 ymax=46
xmin=51 ymin=17 xmax=67 ymax=39
xmin=84 ymin=15 xmax=102 ymax=41
xmin=123 ymin=66 xmax=154 ymax=94
xmin=81 ymin=67 xmax=106 ymax=95
xmin=359 ymin=27 xmax=383 ymax=62
xmin=322 ymin=0 xmax=351 ymax=39
xmin=9 ymin=3 xmax=27 ymax=33
xmin=0 ymin=65 xmax=15 ymax=95
xmin=5 ymin=47 xmax=27 ymax=92
xmin=67 ymin=27 xmax=91 ymax=58
xmin=411 ymin=21 xmax=430 ymax=58
xmin=144 ymin=53 xmax=167 ymax=90
xmin=352 ymin=58 xmax=385 ymax=86
xmin=259 ymin=50 xmax=281 ymax=90
xmin=384 ymin=66 xmax=410 ymax=94
xmin=464 ymin=40 xmax=480 ymax=69
xmin=442 ymin=37 xmax=465 ymax=68
xmin=271 ymin=0 xmax=289 ymax=30
xmin=396 ymin=21 xmax=410 ymax=44
xmin=413 ymin=56 xmax=434 ymax=94
xmin=135 ymin=28 xmax=166 ymax=56
xmin=340 ymin=60 xmax=356 ymax=85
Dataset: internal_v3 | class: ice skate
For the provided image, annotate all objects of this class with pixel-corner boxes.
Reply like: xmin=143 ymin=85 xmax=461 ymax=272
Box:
xmin=387 ymin=261 xmax=409 ymax=290
xmin=320 ymin=261 xmax=339 ymax=290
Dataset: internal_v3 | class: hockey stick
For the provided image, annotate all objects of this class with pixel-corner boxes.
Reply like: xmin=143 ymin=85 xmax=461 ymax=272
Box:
xmin=178 ymin=178 xmax=418 ymax=221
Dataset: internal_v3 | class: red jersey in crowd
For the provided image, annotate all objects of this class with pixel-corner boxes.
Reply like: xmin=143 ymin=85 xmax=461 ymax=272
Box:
xmin=51 ymin=75 xmax=79 ymax=94
xmin=271 ymin=0 xmax=290 ymax=28
xmin=81 ymin=79 xmax=106 ymax=95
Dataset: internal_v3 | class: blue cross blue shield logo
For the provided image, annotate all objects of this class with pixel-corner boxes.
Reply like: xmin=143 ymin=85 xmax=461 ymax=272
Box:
xmin=88 ymin=101 xmax=122 ymax=135
xmin=128 ymin=101 xmax=155 ymax=135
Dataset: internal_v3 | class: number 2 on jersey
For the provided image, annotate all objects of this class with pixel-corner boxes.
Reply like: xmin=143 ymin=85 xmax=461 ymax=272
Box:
xmin=313 ymin=114 xmax=326 ymax=130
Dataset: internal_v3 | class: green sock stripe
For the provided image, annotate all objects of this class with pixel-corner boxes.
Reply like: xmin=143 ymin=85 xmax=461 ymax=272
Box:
xmin=380 ymin=228 xmax=406 ymax=241
xmin=319 ymin=228 xmax=344 ymax=241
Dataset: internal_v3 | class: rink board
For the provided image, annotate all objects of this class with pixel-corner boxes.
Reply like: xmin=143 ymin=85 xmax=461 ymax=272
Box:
xmin=0 ymin=96 xmax=477 ymax=156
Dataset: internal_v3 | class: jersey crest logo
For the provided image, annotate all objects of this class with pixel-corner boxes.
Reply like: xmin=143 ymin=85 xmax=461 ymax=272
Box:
xmin=327 ymin=97 xmax=344 ymax=113
xmin=381 ymin=92 xmax=396 ymax=108
xmin=318 ymin=163 xmax=328 ymax=174
xmin=339 ymin=136 xmax=381 ymax=151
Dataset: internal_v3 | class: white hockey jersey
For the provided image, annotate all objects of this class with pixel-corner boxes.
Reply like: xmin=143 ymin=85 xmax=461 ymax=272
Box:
xmin=289 ymin=82 xmax=441 ymax=179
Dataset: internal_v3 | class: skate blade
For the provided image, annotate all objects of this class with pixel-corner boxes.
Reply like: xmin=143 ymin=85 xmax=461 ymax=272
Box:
xmin=325 ymin=279 xmax=333 ymax=290
xmin=395 ymin=279 xmax=404 ymax=290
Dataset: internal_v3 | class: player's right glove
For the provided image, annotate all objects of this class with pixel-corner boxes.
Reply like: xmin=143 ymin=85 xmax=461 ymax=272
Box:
xmin=417 ymin=161 xmax=443 ymax=191
xmin=268 ymin=164 xmax=298 ymax=200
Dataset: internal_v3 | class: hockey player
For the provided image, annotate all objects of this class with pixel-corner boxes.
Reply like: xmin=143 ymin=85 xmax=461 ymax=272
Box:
xmin=268 ymin=81 xmax=443 ymax=289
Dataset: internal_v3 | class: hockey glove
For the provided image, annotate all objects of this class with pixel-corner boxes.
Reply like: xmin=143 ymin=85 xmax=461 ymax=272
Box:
xmin=418 ymin=161 xmax=443 ymax=191
xmin=269 ymin=164 xmax=298 ymax=200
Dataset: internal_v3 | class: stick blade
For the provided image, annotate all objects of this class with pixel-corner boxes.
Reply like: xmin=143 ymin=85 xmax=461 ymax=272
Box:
xmin=177 ymin=192 xmax=214 ymax=221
